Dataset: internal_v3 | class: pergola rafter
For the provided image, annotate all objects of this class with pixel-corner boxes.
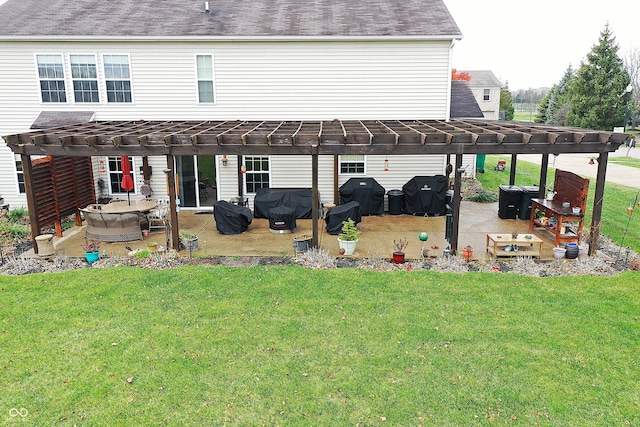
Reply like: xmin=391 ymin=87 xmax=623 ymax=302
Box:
xmin=3 ymin=119 xmax=628 ymax=256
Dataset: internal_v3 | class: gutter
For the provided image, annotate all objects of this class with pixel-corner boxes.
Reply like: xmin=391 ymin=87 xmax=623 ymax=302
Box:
xmin=0 ymin=34 xmax=463 ymax=43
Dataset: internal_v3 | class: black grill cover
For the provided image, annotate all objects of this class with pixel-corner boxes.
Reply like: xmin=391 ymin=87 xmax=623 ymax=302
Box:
xmin=339 ymin=177 xmax=385 ymax=215
xmin=402 ymin=175 xmax=448 ymax=215
xmin=268 ymin=206 xmax=296 ymax=231
xmin=325 ymin=201 xmax=361 ymax=235
xmin=254 ymin=188 xmax=314 ymax=219
xmin=214 ymin=200 xmax=252 ymax=234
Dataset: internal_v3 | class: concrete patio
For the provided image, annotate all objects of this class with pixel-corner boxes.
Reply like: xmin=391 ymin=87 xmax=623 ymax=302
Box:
xmin=46 ymin=200 xmax=570 ymax=261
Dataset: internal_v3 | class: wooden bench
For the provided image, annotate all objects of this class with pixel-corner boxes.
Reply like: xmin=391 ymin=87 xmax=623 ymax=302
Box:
xmin=529 ymin=169 xmax=589 ymax=246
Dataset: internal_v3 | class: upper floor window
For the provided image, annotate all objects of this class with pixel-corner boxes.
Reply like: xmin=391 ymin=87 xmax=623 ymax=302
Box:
xmin=36 ymin=54 xmax=66 ymax=103
xmin=196 ymin=55 xmax=215 ymax=103
xmin=339 ymin=155 xmax=366 ymax=175
xmin=70 ymin=54 xmax=99 ymax=103
xmin=244 ymin=156 xmax=270 ymax=193
xmin=103 ymin=55 xmax=132 ymax=103
xmin=483 ymin=89 xmax=490 ymax=101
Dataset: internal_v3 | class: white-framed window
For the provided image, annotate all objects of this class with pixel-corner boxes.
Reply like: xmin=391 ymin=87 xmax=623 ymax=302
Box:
xmin=103 ymin=55 xmax=132 ymax=103
xmin=70 ymin=54 xmax=100 ymax=103
xmin=483 ymin=89 xmax=490 ymax=101
xmin=196 ymin=54 xmax=215 ymax=103
xmin=339 ymin=155 xmax=366 ymax=175
xmin=36 ymin=54 xmax=67 ymax=103
xmin=107 ymin=156 xmax=135 ymax=194
xmin=244 ymin=156 xmax=270 ymax=193
xmin=15 ymin=155 xmax=25 ymax=194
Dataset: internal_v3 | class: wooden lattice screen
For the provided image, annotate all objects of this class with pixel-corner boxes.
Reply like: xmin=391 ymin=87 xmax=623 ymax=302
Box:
xmin=32 ymin=156 xmax=95 ymax=233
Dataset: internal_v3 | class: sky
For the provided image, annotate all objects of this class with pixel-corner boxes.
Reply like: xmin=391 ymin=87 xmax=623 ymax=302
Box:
xmin=443 ymin=0 xmax=639 ymax=90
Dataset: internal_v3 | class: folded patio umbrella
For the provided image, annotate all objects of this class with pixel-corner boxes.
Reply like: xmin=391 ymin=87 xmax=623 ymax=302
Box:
xmin=120 ymin=155 xmax=135 ymax=204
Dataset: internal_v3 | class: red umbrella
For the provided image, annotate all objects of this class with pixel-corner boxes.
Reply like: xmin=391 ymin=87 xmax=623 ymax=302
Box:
xmin=120 ymin=156 xmax=135 ymax=204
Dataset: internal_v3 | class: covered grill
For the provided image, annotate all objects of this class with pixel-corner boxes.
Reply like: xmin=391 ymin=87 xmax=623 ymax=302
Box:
xmin=402 ymin=175 xmax=448 ymax=216
xmin=339 ymin=177 xmax=385 ymax=216
xmin=214 ymin=200 xmax=253 ymax=234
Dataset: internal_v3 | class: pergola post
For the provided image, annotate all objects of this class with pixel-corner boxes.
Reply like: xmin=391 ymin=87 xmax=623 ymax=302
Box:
xmin=538 ymin=154 xmax=550 ymax=198
xmin=21 ymin=154 xmax=41 ymax=254
xmin=451 ymin=153 xmax=463 ymax=255
xmin=166 ymin=155 xmax=180 ymax=251
xmin=509 ymin=154 xmax=517 ymax=185
xmin=311 ymin=146 xmax=319 ymax=248
xmin=589 ymin=151 xmax=608 ymax=256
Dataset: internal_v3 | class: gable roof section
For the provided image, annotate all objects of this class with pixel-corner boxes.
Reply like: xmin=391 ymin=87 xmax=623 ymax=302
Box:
xmin=450 ymin=81 xmax=484 ymax=119
xmin=0 ymin=0 xmax=462 ymax=39
xmin=31 ymin=111 xmax=96 ymax=130
xmin=463 ymin=70 xmax=503 ymax=88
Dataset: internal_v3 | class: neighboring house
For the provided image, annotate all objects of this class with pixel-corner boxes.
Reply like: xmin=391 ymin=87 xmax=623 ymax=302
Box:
xmin=0 ymin=0 xmax=473 ymax=211
xmin=461 ymin=70 xmax=503 ymax=120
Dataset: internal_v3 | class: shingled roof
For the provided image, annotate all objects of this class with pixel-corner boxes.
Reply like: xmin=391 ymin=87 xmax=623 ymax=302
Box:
xmin=0 ymin=0 xmax=462 ymax=39
xmin=450 ymin=81 xmax=484 ymax=119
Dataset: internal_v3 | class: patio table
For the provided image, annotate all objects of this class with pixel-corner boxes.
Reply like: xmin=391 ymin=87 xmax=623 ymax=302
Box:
xmin=100 ymin=200 xmax=157 ymax=214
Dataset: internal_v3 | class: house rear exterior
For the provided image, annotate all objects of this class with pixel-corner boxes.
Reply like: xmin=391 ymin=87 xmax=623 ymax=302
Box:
xmin=0 ymin=0 xmax=469 ymax=210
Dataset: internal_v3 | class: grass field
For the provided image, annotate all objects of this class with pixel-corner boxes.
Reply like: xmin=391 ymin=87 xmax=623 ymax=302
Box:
xmin=476 ymin=155 xmax=640 ymax=254
xmin=1 ymin=266 xmax=639 ymax=426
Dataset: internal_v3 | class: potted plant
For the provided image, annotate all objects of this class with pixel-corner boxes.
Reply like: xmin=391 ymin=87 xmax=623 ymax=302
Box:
xmin=82 ymin=239 xmax=101 ymax=263
xmin=337 ymin=218 xmax=358 ymax=256
xmin=462 ymin=245 xmax=474 ymax=261
xmin=179 ymin=231 xmax=198 ymax=252
xmin=146 ymin=241 xmax=158 ymax=252
xmin=392 ymin=237 xmax=408 ymax=264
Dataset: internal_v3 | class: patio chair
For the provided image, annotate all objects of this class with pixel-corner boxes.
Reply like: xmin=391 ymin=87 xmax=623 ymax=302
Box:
xmin=148 ymin=200 xmax=169 ymax=233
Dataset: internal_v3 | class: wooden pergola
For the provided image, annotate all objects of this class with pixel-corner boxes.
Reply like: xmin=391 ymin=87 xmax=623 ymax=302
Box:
xmin=3 ymin=119 xmax=628 ymax=256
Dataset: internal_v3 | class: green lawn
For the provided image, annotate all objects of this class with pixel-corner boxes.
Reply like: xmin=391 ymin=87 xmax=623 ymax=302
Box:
xmin=609 ymin=156 xmax=640 ymax=169
xmin=1 ymin=266 xmax=639 ymax=426
xmin=475 ymin=155 xmax=640 ymax=254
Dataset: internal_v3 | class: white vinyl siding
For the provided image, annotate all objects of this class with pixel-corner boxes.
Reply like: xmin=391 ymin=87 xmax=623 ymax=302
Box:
xmin=0 ymin=39 xmax=453 ymax=206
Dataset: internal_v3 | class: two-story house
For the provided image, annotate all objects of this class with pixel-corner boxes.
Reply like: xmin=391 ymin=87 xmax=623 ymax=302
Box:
xmin=0 ymin=0 xmax=475 ymax=211
xmin=461 ymin=70 xmax=503 ymax=120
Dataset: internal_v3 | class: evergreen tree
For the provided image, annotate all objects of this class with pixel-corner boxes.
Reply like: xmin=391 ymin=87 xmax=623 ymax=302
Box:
xmin=500 ymin=84 xmax=514 ymax=120
xmin=565 ymin=24 xmax=631 ymax=130
xmin=535 ymin=85 xmax=553 ymax=123
xmin=547 ymin=65 xmax=574 ymax=125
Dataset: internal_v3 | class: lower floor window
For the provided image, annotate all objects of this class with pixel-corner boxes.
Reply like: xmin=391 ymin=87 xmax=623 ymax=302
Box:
xmin=15 ymin=155 xmax=25 ymax=194
xmin=108 ymin=156 xmax=135 ymax=194
xmin=244 ymin=156 xmax=270 ymax=193
xmin=339 ymin=155 xmax=366 ymax=174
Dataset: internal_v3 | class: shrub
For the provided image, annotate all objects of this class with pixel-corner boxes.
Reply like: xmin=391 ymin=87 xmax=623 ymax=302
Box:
xmin=468 ymin=190 xmax=499 ymax=203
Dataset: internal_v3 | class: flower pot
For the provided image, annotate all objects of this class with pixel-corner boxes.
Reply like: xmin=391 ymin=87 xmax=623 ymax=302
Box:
xmin=146 ymin=242 xmax=158 ymax=252
xmin=565 ymin=243 xmax=579 ymax=259
xmin=392 ymin=252 xmax=405 ymax=264
xmin=338 ymin=238 xmax=357 ymax=256
xmin=293 ymin=234 xmax=312 ymax=254
xmin=462 ymin=246 xmax=474 ymax=261
xmin=553 ymin=247 xmax=566 ymax=260
xmin=181 ymin=237 xmax=198 ymax=252
xmin=85 ymin=251 xmax=100 ymax=263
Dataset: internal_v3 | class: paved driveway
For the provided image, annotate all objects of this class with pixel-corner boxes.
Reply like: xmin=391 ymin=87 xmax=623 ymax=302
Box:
xmin=517 ymin=144 xmax=640 ymax=189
